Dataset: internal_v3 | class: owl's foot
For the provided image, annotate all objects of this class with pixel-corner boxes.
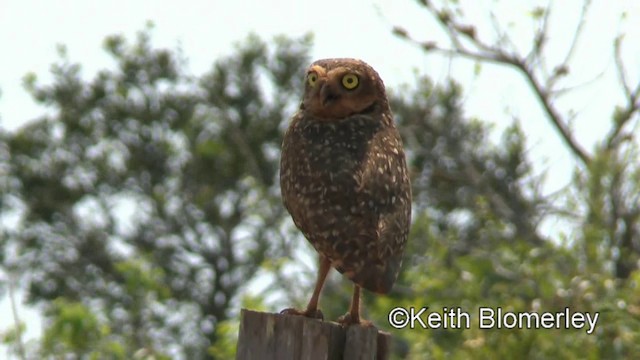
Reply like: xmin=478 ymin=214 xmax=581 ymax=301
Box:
xmin=279 ymin=257 xmax=330 ymax=321
xmin=337 ymin=284 xmax=374 ymax=327
xmin=280 ymin=307 xmax=324 ymax=320
xmin=337 ymin=312 xmax=373 ymax=327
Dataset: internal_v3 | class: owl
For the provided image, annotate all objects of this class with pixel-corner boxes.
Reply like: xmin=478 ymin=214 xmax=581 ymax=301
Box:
xmin=280 ymin=58 xmax=411 ymax=325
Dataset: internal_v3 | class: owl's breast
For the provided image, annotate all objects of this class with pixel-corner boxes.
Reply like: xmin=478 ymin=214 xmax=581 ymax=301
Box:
xmin=280 ymin=111 xmax=411 ymax=293
xmin=280 ymin=114 xmax=379 ymax=236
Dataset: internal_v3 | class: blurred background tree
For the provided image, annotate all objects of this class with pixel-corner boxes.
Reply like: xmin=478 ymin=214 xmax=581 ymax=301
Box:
xmin=1 ymin=1 xmax=639 ymax=359
xmin=383 ymin=0 xmax=640 ymax=358
xmin=2 ymin=28 xmax=312 ymax=359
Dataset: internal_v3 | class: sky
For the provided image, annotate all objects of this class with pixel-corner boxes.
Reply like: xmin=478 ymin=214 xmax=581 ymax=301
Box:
xmin=0 ymin=0 xmax=639 ymax=357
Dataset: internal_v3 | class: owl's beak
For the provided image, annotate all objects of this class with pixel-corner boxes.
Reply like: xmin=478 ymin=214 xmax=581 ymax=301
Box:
xmin=319 ymin=83 xmax=339 ymax=106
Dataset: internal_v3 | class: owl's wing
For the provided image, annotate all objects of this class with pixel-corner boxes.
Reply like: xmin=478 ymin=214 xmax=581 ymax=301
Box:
xmin=348 ymin=125 xmax=411 ymax=293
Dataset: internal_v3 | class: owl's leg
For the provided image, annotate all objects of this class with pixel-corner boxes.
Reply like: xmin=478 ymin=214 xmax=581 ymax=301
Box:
xmin=302 ymin=255 xmax=331 ymax=317
xmin=338 ymin=285 xmax=373 ymax=327
xmin=280 ymin=256 xmax=330 ymax=320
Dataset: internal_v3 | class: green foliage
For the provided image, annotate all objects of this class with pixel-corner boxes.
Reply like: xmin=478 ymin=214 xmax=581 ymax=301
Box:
xmin=362 ymin=73 xmax=640 ymax=358
xmin=207 ymin=319 xmax=239 ymax=359
xmin=42 ymin=299 xmax=103 ymax=355
xmin=1 ymin=322 xmax=25 ymax=347
xmin=2 ymin=28 xmax=312 ymax=359
xmin=114 ymin=258 xmax=171 ymax=299
xmin=35 ymin=296 xmax=175 ymax=359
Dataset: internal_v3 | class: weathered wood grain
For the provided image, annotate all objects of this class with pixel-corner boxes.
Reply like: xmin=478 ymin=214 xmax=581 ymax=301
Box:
xmin=236 ymin=309 xmax=391 ymax=360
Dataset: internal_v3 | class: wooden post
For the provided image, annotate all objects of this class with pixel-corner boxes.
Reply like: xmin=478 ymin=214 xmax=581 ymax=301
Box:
xmin=236 ymin=309 xmax=391 ymax=360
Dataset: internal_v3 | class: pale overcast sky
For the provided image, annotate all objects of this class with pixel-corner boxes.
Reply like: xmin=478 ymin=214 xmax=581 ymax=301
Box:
xmin=0 ymin=0 xmax=638 ymax=357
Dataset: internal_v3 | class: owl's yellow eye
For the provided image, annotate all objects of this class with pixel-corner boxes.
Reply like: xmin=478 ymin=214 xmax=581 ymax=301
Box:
xmin=341 ymin=74 xmax=359 ymax=90
xmin=307 ymin=72 xmax=318 ymax=87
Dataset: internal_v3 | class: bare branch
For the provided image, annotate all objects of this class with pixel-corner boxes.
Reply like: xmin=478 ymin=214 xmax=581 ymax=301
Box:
xmin=396 ymin=15 xmax=592 ymax=165
xmin=511 ymin=60 xmax=592 ymax=164
xmin=489 ymin=10 xmax=518 ymax=53
xmin=8 ymin=274 xmax=27 ymax=360
xmin=614 ymin=35 xmax=633 ymax=100
xmin=543 ymin=0 xmax=591 ymax=89
xmin=561 ymin=0 xmax=593 ymax=68
xmin=404 ymin=37 xmax=518 ymax=68
xmin=526 ymin=2 xmax=552 ymax=71
xmin=550 ymin=67 xmax=608 ymax=97
xmin=608 ymin=35 xmax=640 ymax=149
xmin=424 ymin=1 xmax=496 ymax=55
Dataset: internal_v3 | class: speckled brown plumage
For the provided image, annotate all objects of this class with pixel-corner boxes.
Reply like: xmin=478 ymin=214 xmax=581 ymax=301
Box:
xmin=280 ymin=58 xmax=411 ymax=325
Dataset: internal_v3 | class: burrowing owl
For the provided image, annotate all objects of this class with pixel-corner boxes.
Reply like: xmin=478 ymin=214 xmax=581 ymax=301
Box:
xmin=280 ymin=58 xmax=411 ymax=325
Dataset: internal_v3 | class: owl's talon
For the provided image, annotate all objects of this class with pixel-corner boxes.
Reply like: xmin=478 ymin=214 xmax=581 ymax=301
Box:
xmin=337 ymin=313 xmax=350 ymax=326
xmin=337 ymin=313 xmax=374 ymax=327
xmin=280 ymin=307 xmax=324 ymax=320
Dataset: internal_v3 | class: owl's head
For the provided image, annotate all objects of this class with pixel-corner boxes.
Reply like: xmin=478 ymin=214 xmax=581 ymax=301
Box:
xmin=301 ymin=58 xmax=389 ymax=120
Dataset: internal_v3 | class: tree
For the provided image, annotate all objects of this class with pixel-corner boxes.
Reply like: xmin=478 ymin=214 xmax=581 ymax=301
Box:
xmin=375 ymin=0 xmax=640 ymax=358
xmin=2 ymin=27 xmax=312 ymax=359
xmin=393 ymin=0 xmax=640 ymax=279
